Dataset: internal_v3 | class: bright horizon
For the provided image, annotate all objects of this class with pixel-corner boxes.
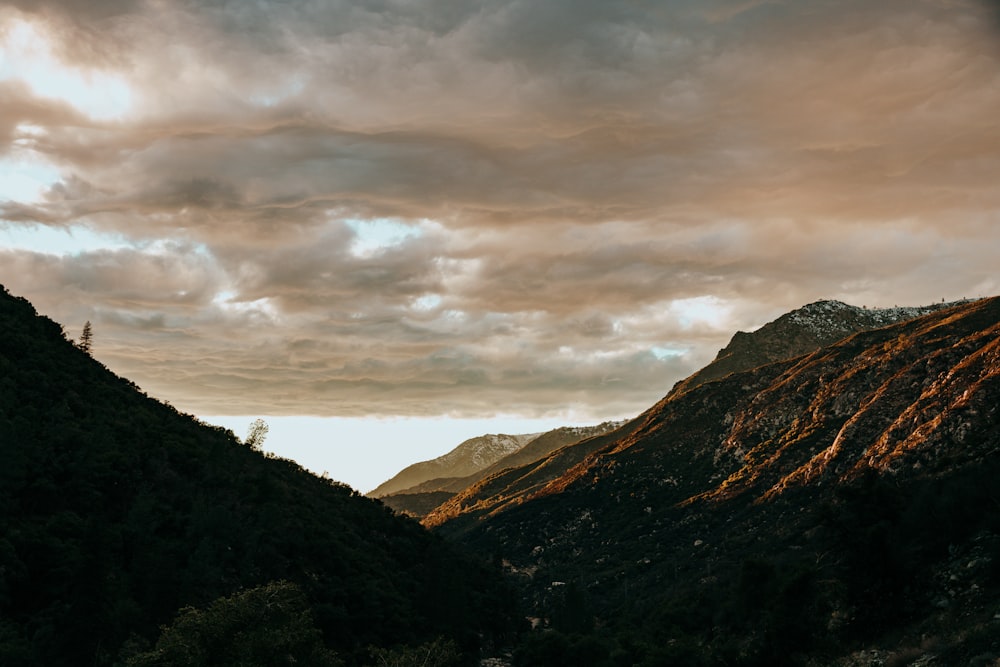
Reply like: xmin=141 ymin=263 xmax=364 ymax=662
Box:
xmin=3 ymin=0 xmax=1000 ymax=491
xmin=201 ymin=414 xmax=612 ymax=495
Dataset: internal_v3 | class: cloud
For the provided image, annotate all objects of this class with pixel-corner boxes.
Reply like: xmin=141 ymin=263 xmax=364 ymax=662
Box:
xmin=3 ymin=0 xmax=1000 ymax=419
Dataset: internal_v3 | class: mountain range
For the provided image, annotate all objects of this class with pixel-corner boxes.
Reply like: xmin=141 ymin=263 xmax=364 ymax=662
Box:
xmin=369 ymin=432 xmax=539 ymax=498
xmin=372 ymin=421 xmax=625 ymax=518
xmin=4 ymin=281 xmax=998 ymax=667
xmin=371 ymin=300 xmax=959 ymax=528
xmin=419 ymin=297 xmax=1000 ymax=665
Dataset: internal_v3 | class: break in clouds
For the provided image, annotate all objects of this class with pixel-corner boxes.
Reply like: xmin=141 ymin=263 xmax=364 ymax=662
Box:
xmin=2 ymin=0 xmax=1000 ymax=418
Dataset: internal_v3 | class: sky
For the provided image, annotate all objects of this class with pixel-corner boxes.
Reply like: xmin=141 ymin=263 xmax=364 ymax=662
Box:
xmin=2 ymin=0 xmax=1000 ymax=493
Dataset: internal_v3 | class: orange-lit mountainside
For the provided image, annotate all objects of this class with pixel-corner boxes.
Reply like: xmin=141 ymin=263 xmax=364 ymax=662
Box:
xmin=422 ymin=299 xmax=960 ymax=530
xmin=0 ymin=285 xmax=519 ymax=667
xmin=374 ymin=303 xmax=949 ymax=522
xmin=426 ymin=298 xmax=1000 ymax=666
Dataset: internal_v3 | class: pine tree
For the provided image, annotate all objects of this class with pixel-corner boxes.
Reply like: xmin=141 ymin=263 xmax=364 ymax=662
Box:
xmin=78 ymin=321 xmax=93 ymax=354
xmin=245 ymin=418 xmax=269 ymax=451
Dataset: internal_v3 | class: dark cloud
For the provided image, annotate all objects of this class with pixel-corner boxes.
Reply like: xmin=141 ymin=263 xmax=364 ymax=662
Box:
xmin=2 ymin=0 xmax=1000 ymax=418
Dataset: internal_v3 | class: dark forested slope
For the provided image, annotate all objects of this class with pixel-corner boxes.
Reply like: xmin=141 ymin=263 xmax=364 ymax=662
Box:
xmin=0 ymin=286 xmax=518 ymax=666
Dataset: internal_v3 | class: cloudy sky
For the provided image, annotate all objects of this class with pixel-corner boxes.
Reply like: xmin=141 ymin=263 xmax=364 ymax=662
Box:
xmin=2 ymin=0 xmax=999 ymax=491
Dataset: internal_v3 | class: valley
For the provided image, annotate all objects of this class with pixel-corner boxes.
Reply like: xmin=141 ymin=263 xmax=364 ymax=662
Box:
xmin=2 ymin=286 xmax=998 ymax=666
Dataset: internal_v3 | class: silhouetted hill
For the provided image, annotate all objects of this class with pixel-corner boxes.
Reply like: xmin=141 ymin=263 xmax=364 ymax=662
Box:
xmin=0 ymin=286 xmax=519 ymax=666
xmin=433 ymin=298 xmax=1000 ymax=666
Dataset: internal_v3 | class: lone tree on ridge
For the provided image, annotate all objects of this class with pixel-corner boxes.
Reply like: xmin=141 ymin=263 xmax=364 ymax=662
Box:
xmin=78 ymin=320 xmax=93 ymax=354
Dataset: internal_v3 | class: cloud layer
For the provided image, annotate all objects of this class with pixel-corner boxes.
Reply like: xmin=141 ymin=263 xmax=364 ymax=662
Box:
xmin=2 ymin=0 xmax=1000 ymax=419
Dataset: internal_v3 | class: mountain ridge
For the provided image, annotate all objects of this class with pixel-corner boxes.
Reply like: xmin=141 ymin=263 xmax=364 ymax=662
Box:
xmin=432 ymin=297 xmax=1000 ymax=665
xmin=377 ymin=420 xmax=627 ymax=517
xmin=368 ymin=432 xmax=537 ymax=497
xmin=669 ymin=298 xmax=962 ymax=397
xmin=423 ymin=298 xmax=967 ymax=531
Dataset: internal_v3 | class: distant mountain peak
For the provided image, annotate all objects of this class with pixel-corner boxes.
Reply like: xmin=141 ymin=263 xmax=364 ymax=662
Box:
xmin=376 ymin=420 xmax=629 ymax=517
xmin=368 ymin=431 xmax=536 ymax=497
xmin=676 ymin=298 xmax=963 ymax=396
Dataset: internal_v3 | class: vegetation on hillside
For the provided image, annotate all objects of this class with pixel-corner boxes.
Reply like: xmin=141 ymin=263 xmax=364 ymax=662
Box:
xmin=0 ymin=285 xmax=520 ymax=666
xmin=441 ymin=299 xmax=1000 ymax=665
xmin=4 ymin=282 xmax=998 ymax=666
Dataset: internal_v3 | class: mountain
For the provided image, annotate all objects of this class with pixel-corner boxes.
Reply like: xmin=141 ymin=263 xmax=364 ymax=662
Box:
xmin=431 ymin=298 xmax=1000 ymax=666
xmin=422 ymin=299 xmax=959 ymax=532
xmin=0 ymin=285 xmax=519 ymax=666
xmin=368 ymin=432 xmax=537 ymax=497
xmin=463 ymin=422 xmax=628 ymax=490
xmin=377 ymin=421 xmax=625 ymax=518
xmin=668 ymin=299 xmax=957 ymax=397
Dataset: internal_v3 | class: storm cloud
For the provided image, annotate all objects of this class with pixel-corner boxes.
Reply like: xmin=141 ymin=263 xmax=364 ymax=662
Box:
xmin=2 ymin=0 xmax=999 ymax=419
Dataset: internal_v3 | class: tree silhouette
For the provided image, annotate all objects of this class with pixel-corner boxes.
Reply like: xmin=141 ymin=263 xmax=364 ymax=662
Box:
xmin=125 ymin=581 xmax=342 ymax=666
xmin=245 ymin=418 xmax=269 ymax=451
xmin=78 ymin=321 xmax=93 ymax=354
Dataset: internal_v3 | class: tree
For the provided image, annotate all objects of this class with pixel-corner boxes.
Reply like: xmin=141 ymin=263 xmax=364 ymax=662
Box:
xmin=78 ymin=321 xmax=93 ymax=354
xmin=124 ymin=581 xmax=342 ymax=666
xmin=245 ymin=418 xmax=269 ymax=451
xmin=368 ymin=637 xmax=462 ymax=667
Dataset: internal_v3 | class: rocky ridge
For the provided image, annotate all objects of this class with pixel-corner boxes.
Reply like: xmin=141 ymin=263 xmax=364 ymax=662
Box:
xmin=423 ymin=299 xmax=965 ymax=532
xmin=433 ymin=298 xmax=1000 ymax=664
xmin=668 ymin=299 xmax=961 ymax=397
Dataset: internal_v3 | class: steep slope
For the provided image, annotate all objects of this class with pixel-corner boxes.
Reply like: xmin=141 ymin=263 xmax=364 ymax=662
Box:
xmin=668 ymin=299 xmax=956 ymax=396
xmin=368 ymin=432 xmax=536 ymax=497
xmin=423 ymin=299 xmax=959 ymax=532
xmin=0 ymin=286 xmax=518 ymax=666
xmin=436 ymin=298 xmax=1000 ymax=665
xmin=463 ymin=421 xmax=628 ymax=491
xmin=379 ymin=421 xmax=625 ymax=518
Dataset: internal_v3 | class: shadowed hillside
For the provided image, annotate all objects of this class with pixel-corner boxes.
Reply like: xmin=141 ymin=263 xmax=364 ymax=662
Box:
xmin=0 ymin=285 xmax=519 ymax=666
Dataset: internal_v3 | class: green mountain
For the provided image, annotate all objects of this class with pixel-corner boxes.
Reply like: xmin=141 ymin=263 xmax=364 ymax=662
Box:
xmin=0 ymin=285 xmax=518 ymax=666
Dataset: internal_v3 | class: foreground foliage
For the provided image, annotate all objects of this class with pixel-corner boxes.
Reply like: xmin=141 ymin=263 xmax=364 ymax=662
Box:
xmin=126 ymin=581 xmax=342 ymax=666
